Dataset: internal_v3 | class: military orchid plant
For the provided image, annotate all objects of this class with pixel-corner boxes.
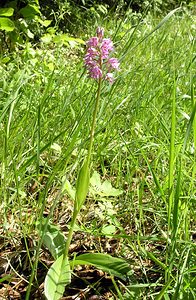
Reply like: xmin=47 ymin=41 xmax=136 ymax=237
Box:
xmin=43 ymin=28 xmax=130 ymax=300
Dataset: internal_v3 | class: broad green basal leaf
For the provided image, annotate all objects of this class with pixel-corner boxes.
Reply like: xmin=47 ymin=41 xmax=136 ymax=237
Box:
xmin=38 ymin=219 xmax=67 ymax=259
xmin=45 ymin=255 xmax=71 ymax=300
xmin=71 ymin=253 xmax=130 ymax=280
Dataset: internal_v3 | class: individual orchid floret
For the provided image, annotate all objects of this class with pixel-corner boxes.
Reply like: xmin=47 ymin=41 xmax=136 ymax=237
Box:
xmin=105 ymin=72 xmax=114 ymax=83
xmin=96 ymin=27 xmax=104 ymax=40
xmin=90 ymin=66 xmax=103 ymax=79
xmin=84 ymin=27 xmax=119 ymax=83
xmin=101 ymin=39 xmax=113 ymax=51
xmin=87 ymin=37 xmax=99 ymax=47
xmin=107 ymin=58 xmax=120 ymax=70
xmin=101 ymin=39 xmax=113 ymax=59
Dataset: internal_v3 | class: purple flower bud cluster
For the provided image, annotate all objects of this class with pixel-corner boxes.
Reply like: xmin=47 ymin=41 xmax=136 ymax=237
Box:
xmin=84 ymin=27 xmax=119 ymax=83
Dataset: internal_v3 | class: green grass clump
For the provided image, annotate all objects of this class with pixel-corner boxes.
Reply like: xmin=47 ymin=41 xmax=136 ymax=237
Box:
xmin=0 ymin=7 xmax=195 ymax=299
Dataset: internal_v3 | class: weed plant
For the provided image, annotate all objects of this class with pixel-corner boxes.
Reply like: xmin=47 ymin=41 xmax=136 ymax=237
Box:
xmin=0 ymin=6 xmax=195 ymax=299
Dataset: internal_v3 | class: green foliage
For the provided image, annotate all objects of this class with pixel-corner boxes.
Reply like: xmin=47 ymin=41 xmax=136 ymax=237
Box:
xmin=38 ymin=0 xmax=110 ymax=35
xmin=0 ymin=8 xmax=15 ymax=31
xmin=0 ymin=7 xmax=14 ymax=17
xmin=19 ymin=4 xmax=41 ymax=18
xmin=38 ymin=0 xmax=195 ymax=36
xmin=1 ymin=0 xmax=194 ymax=54
xmin=120 ymin=0 xmax=194 ymax=13
xmin=41 ymin=31 xmax=85 ymax=47
xmin=38 ymin=219 xmax=67 ymax=259
xmin=41 ymin=215 xmax=130 ymax=299
xmin=0 ymin=0 xmax=87 ymax=55
xmin=44 ymin=251 xmax=130 ymax=299
xmin=63 ymin=171 xmax=123 ymax=200
xmin=0 ymin=17 xmax=15 ymax=31
xmin=0 ymin=0 xmax=50 ymax=53
xmin=0 ymin=5 xmax=195 ymax=299
xmin=71 ymin=253 xmax=131 ymax=280
xmin=75 ymin=158 xmax=90 ymax=211
xmin=90 ymin=171 xmax=123 ymax=197
xmin=44 ymin=255 xmax=71 ymax=300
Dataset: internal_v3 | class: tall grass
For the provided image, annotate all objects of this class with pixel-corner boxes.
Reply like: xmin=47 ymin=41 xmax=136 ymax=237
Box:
xmin=0 ymin=6 xmax=195 ymax=299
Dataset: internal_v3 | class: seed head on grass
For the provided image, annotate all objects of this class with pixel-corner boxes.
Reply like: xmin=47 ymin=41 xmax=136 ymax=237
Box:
xmin=84 ymin=27 xmax=120 ymax=83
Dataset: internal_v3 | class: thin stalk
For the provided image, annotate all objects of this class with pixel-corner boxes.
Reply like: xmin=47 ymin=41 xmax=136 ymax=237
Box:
xmin=168 ymin=79 xmax=176 ymax=231
xmin=63 ymin=76 xmax=102 ymax=259
xmin=166 ymin=69 xmax=176 ymax=283
xmin=87 ymin=77 xmax=102 ymax=167
xmin=111 ymin=276 xmax=124 ymax=300
xmin=37 ymin=104 xmax=41 ymax=177
xmin=191 ymin=74 xmax=196 ymax=202
xmin=63 ymin=210 xmax=78 ymax=259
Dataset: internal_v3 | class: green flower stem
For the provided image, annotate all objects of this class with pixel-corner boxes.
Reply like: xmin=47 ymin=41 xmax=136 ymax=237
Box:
xmin=86 ymin=76 xmax=102 ymax=167
xmin=63 ymin=209 xmax=78 ymax=259
xmin=63 ymin=76 xmax=102 ymax=260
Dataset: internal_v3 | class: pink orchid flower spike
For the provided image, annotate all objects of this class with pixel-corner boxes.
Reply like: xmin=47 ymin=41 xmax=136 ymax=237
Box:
xmin=84 ymin=27 xmax=119 ymax=83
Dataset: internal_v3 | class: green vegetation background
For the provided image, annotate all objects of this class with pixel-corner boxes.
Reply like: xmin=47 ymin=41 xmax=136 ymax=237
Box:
xmin=0 ymin=0 xmax=195 ymax=299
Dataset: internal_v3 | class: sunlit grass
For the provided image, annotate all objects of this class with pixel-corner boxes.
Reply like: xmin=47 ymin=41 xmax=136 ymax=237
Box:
xmin=0 ymin=7 xmax=195 ymax=299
